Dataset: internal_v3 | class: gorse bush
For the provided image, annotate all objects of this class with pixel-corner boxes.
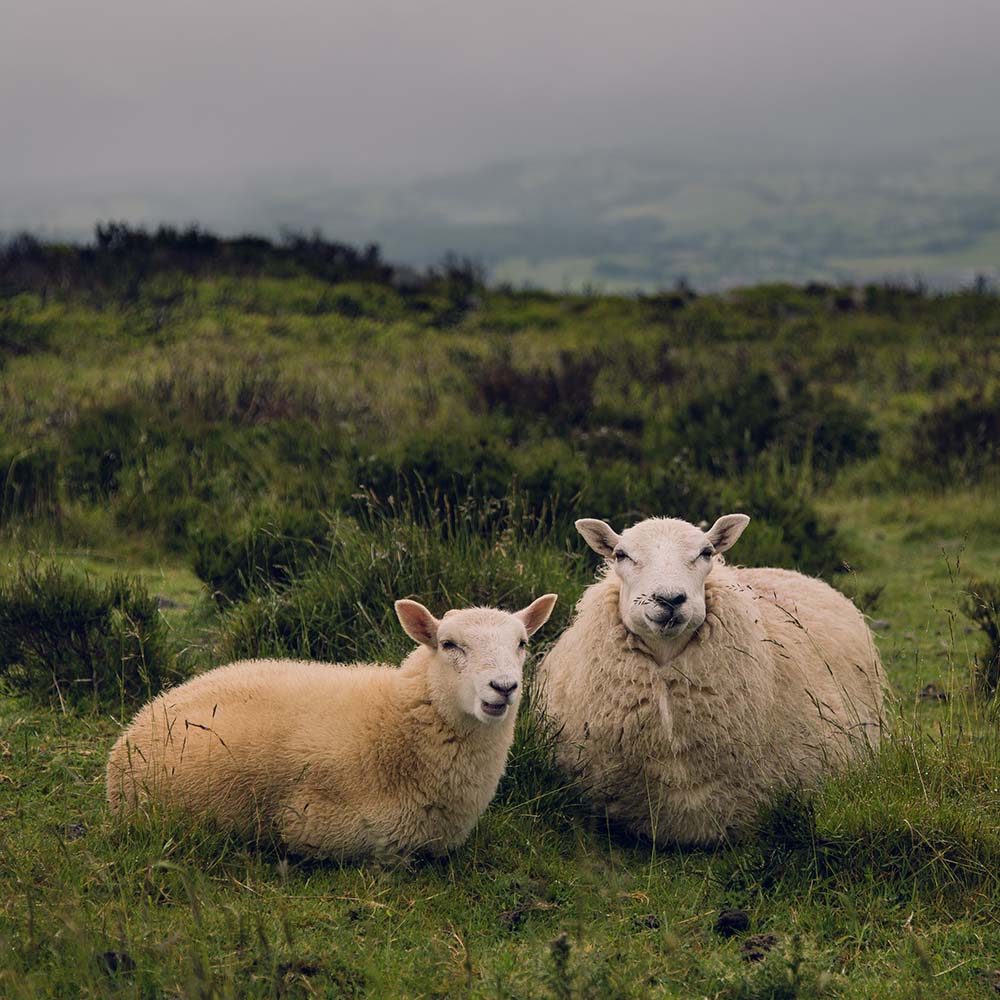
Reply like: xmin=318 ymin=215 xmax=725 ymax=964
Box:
xmin=0 ymin=564 xmax=175 ymax=706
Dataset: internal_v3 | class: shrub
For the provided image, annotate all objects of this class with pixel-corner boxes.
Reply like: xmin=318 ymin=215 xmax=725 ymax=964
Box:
xmin=963 ymin=580 xmax=1000 ymax=695
xmin=669 ymin=371 xmax=783 ymax=475
xmin=351 ymin=426 xmax=516 ymax=517
xmin=63 ymin=403 xmax=143 ymax=500
xmin=667 ymin=370 xmax=878 ymax=479
xmin=909 ymin=393 xmax=1000 ymax=485
xmin=460 ymin=346 xmax=604 ymax=433
xmin=0 ymin=446 xmax=60 ymax=521
xmin=0 ymin=564 xmax=175 ymax=706
xmin=719 ymin=473 xmax=845 ymax=577
xmin=191 ymin=505 xmax=331 ymax=603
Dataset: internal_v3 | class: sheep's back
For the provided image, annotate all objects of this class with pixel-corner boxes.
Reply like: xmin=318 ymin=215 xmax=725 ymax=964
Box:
xmin=106 ymin=659 xmax=389 ymax=836
xmin=733 ymin=567 xmax=888 ymax=755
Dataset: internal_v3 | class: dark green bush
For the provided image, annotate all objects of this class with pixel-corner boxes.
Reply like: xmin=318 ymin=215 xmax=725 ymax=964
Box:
xmin=191 ymin=505 xmax=331 ymax=603
xmin=963 ymin=580 xmax=1000 ymax=695
xmin=720 ymin=473 xmax=845 ymax=577
xmin=667 ymin=370 xmax=878 ymax=478
xmin=669 ymin=371 xmax=783 ymax=475
xmin=63 ymin=403 xmax=143 ymax=500
xmin=0 ymin=445 xmax=60 ymax=520
xmin=909 ymin=393 xmax=1000 ymax=485
xmin=352 ymin=426 xmax=516 ymax=517
xmin=0 ymin=564 xmax=175 ymax=706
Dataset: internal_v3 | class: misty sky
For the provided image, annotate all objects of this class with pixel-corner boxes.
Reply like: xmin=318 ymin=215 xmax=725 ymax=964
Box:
xmin=4 ymin=0 xmax=1000 ymax=190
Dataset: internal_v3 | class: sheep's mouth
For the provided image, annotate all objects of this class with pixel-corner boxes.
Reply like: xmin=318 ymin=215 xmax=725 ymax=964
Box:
xmin=646 ymin=611 xmax=686 ymax=632
xmin=480 ymin=700 xmax=508 ymax=718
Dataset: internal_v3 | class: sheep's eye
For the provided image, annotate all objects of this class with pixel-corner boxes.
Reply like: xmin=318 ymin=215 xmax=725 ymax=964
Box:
xmin=441 ymin=639 xmax=460 ymax=652
xmin=614 ymin=550 xmax=632 ymax=562
xmin=518 ymin=638 xmax=527 ymax=650
xmin=700 ymin=547 xmax=714 ymax=559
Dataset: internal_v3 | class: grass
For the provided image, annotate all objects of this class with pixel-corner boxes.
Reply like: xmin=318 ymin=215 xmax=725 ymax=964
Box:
xmin=2 ymin=232 xmax=1000 ymax=996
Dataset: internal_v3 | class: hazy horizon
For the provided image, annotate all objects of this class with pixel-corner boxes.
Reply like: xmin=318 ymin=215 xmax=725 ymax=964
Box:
xmin=4 ymin=0 xmax=1000 ymax=288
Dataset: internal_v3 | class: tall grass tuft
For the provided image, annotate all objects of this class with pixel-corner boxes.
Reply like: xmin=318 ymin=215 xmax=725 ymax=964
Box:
xmin=215 ymin=493 xmax=587 ymax=666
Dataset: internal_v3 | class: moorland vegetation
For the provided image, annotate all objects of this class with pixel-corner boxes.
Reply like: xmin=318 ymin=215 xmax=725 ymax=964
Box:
xmin=1 ymin=226 xmax=999 ymax=998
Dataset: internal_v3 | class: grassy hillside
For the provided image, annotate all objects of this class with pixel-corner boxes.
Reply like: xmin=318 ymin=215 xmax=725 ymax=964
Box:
xmin=1 ymin=229 xmax=999 ymax=998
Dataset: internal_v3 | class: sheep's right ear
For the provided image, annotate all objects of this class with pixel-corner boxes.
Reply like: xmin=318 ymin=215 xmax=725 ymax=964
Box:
xmin=516 ymin=593 xmax=558 ymax=637
xmin=395 ymin=600 xmax=440 ymax=646
xmin=575 ymin=519 xmax=621 ymax=558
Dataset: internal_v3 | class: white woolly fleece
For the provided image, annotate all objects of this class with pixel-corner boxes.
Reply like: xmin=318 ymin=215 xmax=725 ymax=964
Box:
xmin=538 ymin=562 xmax=888 ymax=845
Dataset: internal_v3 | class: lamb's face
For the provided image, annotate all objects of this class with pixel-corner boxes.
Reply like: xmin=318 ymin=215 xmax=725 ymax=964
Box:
xmin=576 ymin=514 xmax=750 ymax=659
xmin=395 ymin=595 xmax=557 ymax=725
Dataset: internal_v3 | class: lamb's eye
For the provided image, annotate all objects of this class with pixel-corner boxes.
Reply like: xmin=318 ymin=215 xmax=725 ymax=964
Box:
xmin=441 ymin=639 xmax=460 ymax=652
xmin=614 ymin=550 xmax=632 ymax=562
xmin=518 ymin=638 xmax=527 ymax=650
xmin=700 ymin=547 xmax=714 ymax=559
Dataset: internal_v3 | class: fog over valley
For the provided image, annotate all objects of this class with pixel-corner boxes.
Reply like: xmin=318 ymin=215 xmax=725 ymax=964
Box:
xmin=4 ymin=0 xmax=999 ymax=288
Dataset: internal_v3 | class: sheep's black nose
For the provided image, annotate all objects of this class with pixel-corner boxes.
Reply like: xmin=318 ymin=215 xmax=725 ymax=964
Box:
xmin=489 ymin=679 xmax=519 ymax=697
xmin=653 ymin=591 xmax=687 ymax=609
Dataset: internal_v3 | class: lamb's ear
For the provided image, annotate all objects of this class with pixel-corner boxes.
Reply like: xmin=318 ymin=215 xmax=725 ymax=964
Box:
xmin=516 ymin=594 xmax=558 ymax=637
xmin=575 ymin=519 xmax=621 ymax=558
xmin=395 ymin=600 xmax=440 ymax=646
xmin=705 ymin=514 xmax=750 ymax=554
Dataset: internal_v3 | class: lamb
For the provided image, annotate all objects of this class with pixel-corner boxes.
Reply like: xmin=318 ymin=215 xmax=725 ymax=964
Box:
xmin=536 ymin=514 xmax=888 ymax=846
xmin=107 ymin=593 xmax=557 ymax=859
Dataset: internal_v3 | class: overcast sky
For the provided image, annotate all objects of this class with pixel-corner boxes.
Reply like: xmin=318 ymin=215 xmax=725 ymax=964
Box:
xmin=3 ymin=0 xmax=1000 ymax=188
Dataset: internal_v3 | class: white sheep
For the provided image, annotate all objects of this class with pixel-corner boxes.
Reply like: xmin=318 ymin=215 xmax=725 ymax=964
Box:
xmin=537 ymin=515 xmax=888 ymax=845
xmin=107 ymin=594 xmax=557 ymax=859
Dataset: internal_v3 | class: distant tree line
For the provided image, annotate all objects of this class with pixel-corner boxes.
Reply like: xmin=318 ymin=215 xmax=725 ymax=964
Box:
xmin=0 ymin=223 xmax=484 ymax=301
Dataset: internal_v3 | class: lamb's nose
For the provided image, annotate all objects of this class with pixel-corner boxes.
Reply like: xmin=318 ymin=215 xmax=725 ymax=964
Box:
xmin=489 ymin=679 xmax=519 ymax=698
xmin=653 ymin=591 xmax=687 ymax=609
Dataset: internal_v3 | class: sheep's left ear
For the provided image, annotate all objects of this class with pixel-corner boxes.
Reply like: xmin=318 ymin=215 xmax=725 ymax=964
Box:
xmin=575 ymin=519 xmax=621 ymax=558
xmin=705 ymin=514 xmax=750 ymax=554
xmin=516 ymin=594 xmax=558 ymax=637
xmin=395 ymin=600 xmax=440 ymax=646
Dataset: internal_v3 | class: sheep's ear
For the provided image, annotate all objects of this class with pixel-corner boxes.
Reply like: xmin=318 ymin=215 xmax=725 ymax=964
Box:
xmin=575 ymin=519 xmax=621 ymax=558
xmin=395 ymin=600 xmax=440 ymax=646
xmin=705 ymin=514 xmax=750 ymax=554
xmin=516 ymin=594 xmax=558 ymax=637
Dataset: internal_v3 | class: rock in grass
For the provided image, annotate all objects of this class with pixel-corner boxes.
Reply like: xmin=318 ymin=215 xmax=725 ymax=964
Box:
xmin=919 ymin=683 xmax=948 ymax=701
xmin=741 ymin=933 xmax=778 ymax=962
xmin=714 ymin=909 xmax=750 ymax=937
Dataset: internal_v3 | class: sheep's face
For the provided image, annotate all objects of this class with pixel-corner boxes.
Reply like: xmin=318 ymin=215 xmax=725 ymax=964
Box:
xmin=396 ymin=595 xmax=557 ymax=725
xmin=576 ymin=514 xmax=749 ymax=660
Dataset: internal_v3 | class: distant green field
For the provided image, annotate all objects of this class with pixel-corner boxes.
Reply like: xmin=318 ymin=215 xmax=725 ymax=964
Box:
xmin=2 ymin=233 xmax=999 ymax=997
